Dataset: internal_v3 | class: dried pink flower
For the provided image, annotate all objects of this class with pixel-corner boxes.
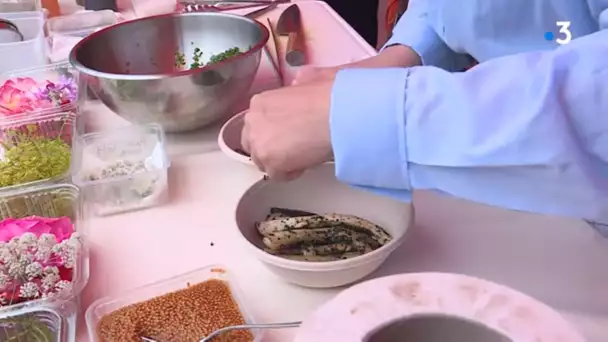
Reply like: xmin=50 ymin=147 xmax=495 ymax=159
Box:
xmin=0 ymin=78 xmax=49 ymax=115
xmin=0 ymin=216 xmax=74 ymax=243
xmin=0 ymin=74 xmax=78 ymax=116
xmin=0 ymin=218 xmax=80 ymax=308
xmin=6 ymin=78 xmax=38 ymax=92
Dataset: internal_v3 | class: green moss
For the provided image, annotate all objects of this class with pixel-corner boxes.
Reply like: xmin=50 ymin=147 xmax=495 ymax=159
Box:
xmin=0 ymin=127 xmax=71 ymax=188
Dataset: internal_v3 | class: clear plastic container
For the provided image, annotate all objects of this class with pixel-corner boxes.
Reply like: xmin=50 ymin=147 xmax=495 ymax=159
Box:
xmin=0 ymin=183 xmax=89 ymax=342
xmin=47 ymin=10 xmax=118 ymax=37
xmin=131 ymin=0 xmax=175 ymax=18
xmin=0 ymin=306 xmax=68 ymax=341
xmin=86 ymin=265 xmax=261 ymax=342
xmin=0 ymin=182 xmax=81 ymax=220
xmin=0 ymin=0 xmax=41 ymax=13
xmin=0 ymin=110 xmax=76 ymax=192
xmin=72 ymin=123 xmax=170 ymax=216
xmin=1 ymin=61 xmax=85 ymax=124
xmin=0 ymin=10 xmax=47 ymax=73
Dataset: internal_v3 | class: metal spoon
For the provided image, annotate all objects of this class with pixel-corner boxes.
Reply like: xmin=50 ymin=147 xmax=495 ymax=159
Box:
xmin=182 ymin=3 xmax=265 ymax=13
xmin=141 ymin=321 xmax=302 ymax=342
xmin=185 ymin=0 xmax=289 ymax=4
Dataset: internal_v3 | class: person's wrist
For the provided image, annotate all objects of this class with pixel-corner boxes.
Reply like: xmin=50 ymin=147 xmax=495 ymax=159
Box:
xmin=381 ymin=45 xmax=422 ymax=67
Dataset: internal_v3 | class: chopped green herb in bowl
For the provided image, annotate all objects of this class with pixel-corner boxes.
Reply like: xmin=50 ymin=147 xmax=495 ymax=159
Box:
xmin=174 ymin=47 xmax=243 ymax=70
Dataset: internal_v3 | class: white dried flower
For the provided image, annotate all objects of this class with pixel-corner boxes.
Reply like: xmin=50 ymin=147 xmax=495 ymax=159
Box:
xmin=34 ymin=245 xmax=52 ymax=262
xmin=41 ymin=273 xmax=60 ymax=293
xmin=19 ymin=282 xmax=40 ymax=299
xmin=0 ymin=272 xmax=8 ymax=288
xmin=19 ymin=232 xmax=37 ymax=247
xmin=0 ymin=247 xmax=15 ymax=264
xmin=43 ymin=266 xmax=59 ymax=276
xmin=51 ymin=243 xmax=65 ymax=257
xmin=8 ymin=237 xmax=27 ymax=254
xmin=52 ymin=240 xmax=78 ymax=269
xmin=7 ymin=262 xmax=25 ymax=278
xmin=41 ymin=292 xmax=56 ymax=299
xmin=54 ymin=280 xmax=72 ymax=294
xmin=17 ymin=254 xmax=34 ymax=273
xmin=24 ymin=261 xmax=43 ymax=280
xmin=62 ymin=248 xmax=77 ymax=269
xmin=38 ymin=233 xmax=57 ymax=247
xmin=8 ymin=236 xmax=19 ymax=247
xmin=18 ymin=253 xmax=33 ymax=265
xmin=34 ymin=234 xmax=58 ymax=262
xmin=0 ymin=293 xmax=7 ymax=306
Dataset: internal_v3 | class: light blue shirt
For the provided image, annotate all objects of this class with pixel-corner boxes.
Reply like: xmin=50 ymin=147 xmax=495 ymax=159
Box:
xmin=329 ymin=0 xmax=608 ymax=232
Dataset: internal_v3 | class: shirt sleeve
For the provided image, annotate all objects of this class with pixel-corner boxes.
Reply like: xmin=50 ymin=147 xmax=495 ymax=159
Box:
xmin=383 ymin=0 xmax=471 ymax=71
xmin=330 ymin=21 xmax=608 ymax=227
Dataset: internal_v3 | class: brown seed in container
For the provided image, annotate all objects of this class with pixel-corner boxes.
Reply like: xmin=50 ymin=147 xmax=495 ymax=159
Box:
xmin=97 ymin=279 xmax=253 ymax=342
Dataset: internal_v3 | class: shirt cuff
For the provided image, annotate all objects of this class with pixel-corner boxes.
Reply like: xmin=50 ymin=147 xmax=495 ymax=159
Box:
xmin=330 ymin=68 xmax=411 ymax=193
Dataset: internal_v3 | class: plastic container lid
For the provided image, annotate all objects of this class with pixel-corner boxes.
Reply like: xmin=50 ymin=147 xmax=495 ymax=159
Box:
xmin=0 ymin=10 xmax=47 ymax=73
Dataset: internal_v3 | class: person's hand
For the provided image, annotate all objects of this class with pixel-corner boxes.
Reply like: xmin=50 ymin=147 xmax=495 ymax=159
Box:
xmin=292 ymin=65 xmax=338 ymax=85
xmin=292 ymin=45 xmax=421 ymax=86
xmin=241 ymin=81 xmax=334 ymax=180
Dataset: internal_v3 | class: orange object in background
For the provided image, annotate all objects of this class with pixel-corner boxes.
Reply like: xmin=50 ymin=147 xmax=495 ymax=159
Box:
xmin=385 ymin=0 xmax=408 ymax=34
xmin=42 ymin=0 xmax=61 ymax=17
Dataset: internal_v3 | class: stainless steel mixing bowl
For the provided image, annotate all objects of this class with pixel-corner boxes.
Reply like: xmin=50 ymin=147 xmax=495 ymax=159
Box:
xmin=69 ymin=12 xmax=269 ymax=133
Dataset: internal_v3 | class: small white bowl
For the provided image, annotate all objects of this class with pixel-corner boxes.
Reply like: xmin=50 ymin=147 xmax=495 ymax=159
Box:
xmin=234 ymin=163 xmax=414 ymax=288
xmin=218 ymin=110 xmax=254 ymax=166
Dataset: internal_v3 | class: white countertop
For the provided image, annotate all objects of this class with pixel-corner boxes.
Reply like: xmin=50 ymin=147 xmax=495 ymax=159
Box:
xmin=78 ymin=144 xmax=608 ymax=341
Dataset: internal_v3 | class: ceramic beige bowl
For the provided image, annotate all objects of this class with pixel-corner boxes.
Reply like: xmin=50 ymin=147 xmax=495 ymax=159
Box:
xmin=234 ymin=163 xmax=413 ymax=288
xmin=218 ymin=110 xmax=253 ymax=166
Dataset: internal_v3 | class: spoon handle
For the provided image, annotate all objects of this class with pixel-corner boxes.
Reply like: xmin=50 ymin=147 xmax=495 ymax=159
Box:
xmin=200 ymin=321 xmax=302 ymax=342
xmin=187 ymin=0 xmax=288 ymax=4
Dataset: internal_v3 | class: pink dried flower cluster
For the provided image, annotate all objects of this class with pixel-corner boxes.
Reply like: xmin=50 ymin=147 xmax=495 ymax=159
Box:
xmin=0 ymin=216 xmax=73 ymax=243
xmin=0 ymin=75 xmax=77 ymax=116
xmin=0 ymin=216 xmax=80 ymax=307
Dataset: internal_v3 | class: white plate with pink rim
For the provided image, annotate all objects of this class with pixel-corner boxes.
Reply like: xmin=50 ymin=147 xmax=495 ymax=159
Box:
xmin=218 ymin=110 xmax=255 ymax=166
xmin=293 ymin=272 xmax=587 ymax=342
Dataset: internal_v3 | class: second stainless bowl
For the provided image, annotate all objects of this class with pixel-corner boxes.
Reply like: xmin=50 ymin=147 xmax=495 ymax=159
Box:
xmin=69 ymin=12 xmax=269 ymax=133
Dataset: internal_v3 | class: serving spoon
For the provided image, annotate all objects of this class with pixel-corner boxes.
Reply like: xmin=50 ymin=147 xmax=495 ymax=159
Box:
xmin=141 ymin=321 xmax=302 ymax=342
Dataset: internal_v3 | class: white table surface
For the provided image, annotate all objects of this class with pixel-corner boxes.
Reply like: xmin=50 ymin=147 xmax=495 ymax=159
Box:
xmin=77 ymin=112 xmax=608 ymax=340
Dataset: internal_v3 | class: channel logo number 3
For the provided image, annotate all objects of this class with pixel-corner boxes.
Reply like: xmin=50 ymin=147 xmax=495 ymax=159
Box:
xmin=555 ymin=21 xmax=572 ymax=45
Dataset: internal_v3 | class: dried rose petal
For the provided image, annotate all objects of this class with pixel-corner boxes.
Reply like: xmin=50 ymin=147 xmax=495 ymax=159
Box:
xmin=6 ymin=77 xmax=38 ymax=92
xmin=0 ymin=216 xmax=75 ymax=243
xmin=0 ymin=83 xmax=34 ymax=115
xmin=0 ymin=75 xmax=76 ymax=116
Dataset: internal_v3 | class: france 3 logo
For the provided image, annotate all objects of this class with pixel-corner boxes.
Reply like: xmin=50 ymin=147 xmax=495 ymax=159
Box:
xmin=544 ymin=21 xmax=572 ymax=45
